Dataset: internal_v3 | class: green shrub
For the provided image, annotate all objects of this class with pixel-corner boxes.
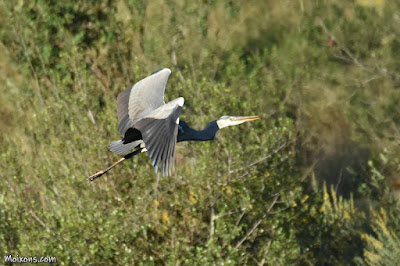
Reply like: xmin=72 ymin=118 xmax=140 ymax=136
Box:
xmin=1 ymin=0 xmax=400 ymax=264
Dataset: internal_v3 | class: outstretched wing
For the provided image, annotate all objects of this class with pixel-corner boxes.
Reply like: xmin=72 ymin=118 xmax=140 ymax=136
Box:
xmin=117 ymin=68 xmax=171 ymax=136
xmin=116 ymin=86 xmax=134 ymax=136
xmin=134 ymin=97 xmax=184 ymax=176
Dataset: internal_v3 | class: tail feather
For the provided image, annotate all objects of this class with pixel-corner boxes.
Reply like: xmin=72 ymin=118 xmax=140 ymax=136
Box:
xmin=108 ymin=140 xmax=142 ymax=155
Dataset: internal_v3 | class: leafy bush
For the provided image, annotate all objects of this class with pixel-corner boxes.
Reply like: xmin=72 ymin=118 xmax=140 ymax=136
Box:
xmin=1 ymin=0 xmax=399 ymax=264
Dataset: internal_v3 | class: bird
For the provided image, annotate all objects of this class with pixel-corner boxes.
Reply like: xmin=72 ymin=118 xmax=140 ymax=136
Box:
xmin=88 ymin=68 xmax=259 ymax=182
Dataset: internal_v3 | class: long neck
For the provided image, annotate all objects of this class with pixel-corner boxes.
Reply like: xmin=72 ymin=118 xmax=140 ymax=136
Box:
xmin=177 ymin=120 xmax=220 ymax=142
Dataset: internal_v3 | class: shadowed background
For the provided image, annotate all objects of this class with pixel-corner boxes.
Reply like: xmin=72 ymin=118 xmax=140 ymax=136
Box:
xmin=1 ymin=0 xmax=399 ymax=264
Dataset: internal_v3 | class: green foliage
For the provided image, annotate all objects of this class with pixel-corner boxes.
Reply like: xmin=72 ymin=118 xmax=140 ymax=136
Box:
xmin=293 ymin=184 xmax=366 ymax=264
xmin=361 ymin=208 xmax=400 ymax=265
xmin=1 ymin=0 xmax=400 ymax=264
xmin=358 ymin=150 xmax=400 ymax=265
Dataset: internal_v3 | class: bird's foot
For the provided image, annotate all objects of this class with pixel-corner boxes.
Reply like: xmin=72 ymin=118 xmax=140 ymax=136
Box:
xmin=88 ymin=170 xmax=105 ymax=183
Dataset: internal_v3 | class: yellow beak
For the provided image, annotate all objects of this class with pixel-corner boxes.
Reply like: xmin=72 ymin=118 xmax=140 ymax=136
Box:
xmin=233 ymin=116 xmax=260 ymax=122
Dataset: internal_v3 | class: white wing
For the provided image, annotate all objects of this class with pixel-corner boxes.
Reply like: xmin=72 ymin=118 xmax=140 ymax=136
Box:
xmin=116 ymin=68 xmax=171 ymax=136
xmin=128 ymin=68 xmax=171 ymax=121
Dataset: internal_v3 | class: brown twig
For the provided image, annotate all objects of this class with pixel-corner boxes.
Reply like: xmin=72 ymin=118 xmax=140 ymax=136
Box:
xmin=229 ymin=141 xmax=289 ymax=174
xmin=233 ymin=194 xmax=280 ymax=250
xmin=172 ymin=35 xmax=185 ymax=82
xmin=257 ymin=239 xmax=272 ymax=266
xmin=319 ymin=20 xmax=400 ymax=82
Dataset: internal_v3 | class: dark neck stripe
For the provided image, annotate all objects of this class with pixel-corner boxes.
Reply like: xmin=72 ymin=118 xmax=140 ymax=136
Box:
xmin=177 ymin=120 xmax=219 ymax=142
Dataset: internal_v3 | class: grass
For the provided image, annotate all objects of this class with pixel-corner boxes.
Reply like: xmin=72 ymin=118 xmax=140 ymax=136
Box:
xmin=1 ymin=0 xmax=400 ymax=264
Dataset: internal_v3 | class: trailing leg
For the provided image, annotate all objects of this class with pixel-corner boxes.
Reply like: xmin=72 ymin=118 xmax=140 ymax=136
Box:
xmin=88 ymin=148 xmax=143 ymax=182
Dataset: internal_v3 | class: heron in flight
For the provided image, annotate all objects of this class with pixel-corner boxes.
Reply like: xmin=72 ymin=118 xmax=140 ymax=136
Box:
xmin=88 ymin=68 xmax=258 ymax=182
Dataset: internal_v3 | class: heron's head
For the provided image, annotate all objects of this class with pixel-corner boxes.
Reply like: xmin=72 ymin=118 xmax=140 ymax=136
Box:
xmin=216 ymin=115 xmax=259 ymax=129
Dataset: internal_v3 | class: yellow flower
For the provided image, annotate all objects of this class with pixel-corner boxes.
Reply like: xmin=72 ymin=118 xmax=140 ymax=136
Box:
xmin=189 ymin=190 xmax=198 ymax=204
xmin=301 ymin=194 xmax=309 ymax=203
xmin=362 ymin=233 xmax=383 ymax=250
xmin=224 ymin=186 xmax=234 ymax=196
xmin=356 ymin=0 xmax=384 ymax=7
xmin=161 ymin=211 xmax=170 ymax=224
xmin=364 ymin=250 xmax=382 ymax=263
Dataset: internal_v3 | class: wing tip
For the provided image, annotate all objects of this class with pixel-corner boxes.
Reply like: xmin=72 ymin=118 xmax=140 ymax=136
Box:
xmin=152 ymin=68 xmax=171 ymax=76
xmin=177 ymin=97 xmax=185 ymax=107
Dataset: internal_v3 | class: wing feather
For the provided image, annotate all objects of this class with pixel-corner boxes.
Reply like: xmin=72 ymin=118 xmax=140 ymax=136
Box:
xmin=150 ymin=129 xmax=167 ymax=165
xmin=116 ymin=68 xmax=171 ymax=136
xmin=128 ymin=68 xmax=171 ymax=122
xmin=116 ymin=86 xmax=134 ymax=136
xmin=134 ymin=97 xmax=184 ymax=176
xmin=151 ymin=131 xmax=168 ymax=172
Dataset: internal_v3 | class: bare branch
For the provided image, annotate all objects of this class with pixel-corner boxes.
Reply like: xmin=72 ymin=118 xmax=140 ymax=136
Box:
xmin=258 ymin=240 xmax=272 ymax=266
xmin=234 ymin=215 xmax=265 ymax=250
xmin=267 ymin=193 xmax=280 ymax=213
xmin=233 ymin=194 xmax=280 ymax=250
xmin=209 ymin=204 xmax=215 ymax=242
xmin=11 ymin=25 xmax=43 ymax=103
xmin=213 ymin=209 xmax=245 ymax=221
xmin=229 ymin=141 xmax=289 ymax=174
xmin=29 ymin=210 xmax=53 ymax=234
xmin=88 ymin=110 xmax=96 ymax=125
xmin=319 ymin=20 xmax=371 ymax=72
xmin=235 ymin=208 xmax=247 ymax=227
xmin=172 ymin=35 xmax=185 ymax=82
xmin=319 ymin=20 xmax=400 ymax=82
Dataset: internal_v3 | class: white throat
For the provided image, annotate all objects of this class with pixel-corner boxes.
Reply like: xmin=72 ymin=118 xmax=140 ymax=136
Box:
xmin=216 ymin=119 xmax=230 ymax=129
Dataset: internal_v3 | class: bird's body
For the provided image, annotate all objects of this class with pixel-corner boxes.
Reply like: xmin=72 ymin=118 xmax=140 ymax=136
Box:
xmin=88 ymin=68 xmax=258 ymax=182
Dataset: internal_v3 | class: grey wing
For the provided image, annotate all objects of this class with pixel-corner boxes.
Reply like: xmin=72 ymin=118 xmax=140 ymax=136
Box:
xmin=128 ymin=68 xmax=171 ymax=123
xmin=116 ymin=85 xmax=134 ymax=136
xmin=134 ymin=97 xmax=184 ymax=176
xmin=116 ymin=68 xmax=172 ymax=136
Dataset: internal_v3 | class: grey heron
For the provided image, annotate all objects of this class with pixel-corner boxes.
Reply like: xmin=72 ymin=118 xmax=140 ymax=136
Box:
xmin=88 ymin=68 xmax=258 ymax=182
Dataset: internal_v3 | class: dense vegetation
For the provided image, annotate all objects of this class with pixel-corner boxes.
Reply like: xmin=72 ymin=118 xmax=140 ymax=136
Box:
xmin=1 ymin=0 xmax=399 ymax=264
